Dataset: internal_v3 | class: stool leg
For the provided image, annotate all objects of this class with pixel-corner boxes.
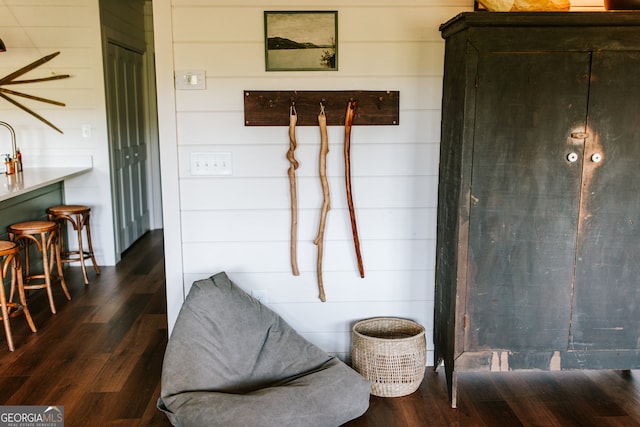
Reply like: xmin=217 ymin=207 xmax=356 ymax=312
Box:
xmin=53 ymin=215 xmax=66 ymax=264
xmin=8 ymin=265 xmax=16 ymax=303
xmin=75 ymin=213 xmax=89 ymax=285
xmin=9 ymin=233 xmax=25 ymax=302
xmin=0 ymin=284 xmax=14 ymax=351
xmin=84 ymin=212 xmax=101 ymax=276
xmin=12 ymin=256 xmax=36 ymax=333
xmin=14 ymin=238 xmax=31 ymax=300
xmin=51 ymin=230 xmax=71 ymax=302
xmin=24 ymin=239 xmax=31 ymax=280
xmin=1 ymin=256 xmax=15 ymax=351
xmin=40 ymin=231 xmax=58 ymax=314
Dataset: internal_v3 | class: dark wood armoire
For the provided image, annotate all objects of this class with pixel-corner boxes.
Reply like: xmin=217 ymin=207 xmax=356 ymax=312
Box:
xmin=435 ymin=12 xmax=640 ymax=408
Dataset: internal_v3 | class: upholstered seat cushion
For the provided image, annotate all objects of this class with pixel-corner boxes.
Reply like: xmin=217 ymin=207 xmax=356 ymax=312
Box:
xmin=158 ymin=272 xmax=370 ymax=427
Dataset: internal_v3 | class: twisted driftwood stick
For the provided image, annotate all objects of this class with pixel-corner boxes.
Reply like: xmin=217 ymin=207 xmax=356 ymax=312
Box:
xmin=314 ymin=104 xmax=329 ymax=302
xmin=287 ymin=106 xmax=300 ymax=276
xmin=344 ymin=100 xmax=365 ymax=278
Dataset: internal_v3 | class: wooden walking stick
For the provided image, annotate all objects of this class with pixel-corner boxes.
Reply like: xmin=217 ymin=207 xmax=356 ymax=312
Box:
xmin=314 ymin=103 xmax=330 ymax=302
xmin=287 ymin=105 xmax=300 ymax=276
xmin=344 ymin=100 xmax=365 ymax=278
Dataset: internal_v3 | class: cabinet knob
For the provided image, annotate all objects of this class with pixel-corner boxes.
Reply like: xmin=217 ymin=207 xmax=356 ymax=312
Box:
xmin=567 ymin=152 xmax=579 ymax=163
xmin=591 ymin=153 xmax=602 ymax=163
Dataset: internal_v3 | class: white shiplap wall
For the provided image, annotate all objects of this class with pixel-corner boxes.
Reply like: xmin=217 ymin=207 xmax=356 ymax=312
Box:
xmin=154 ymin=0 xmax=608 ymax=363
xmin=154 ymin=0 xmax=472 ymax=365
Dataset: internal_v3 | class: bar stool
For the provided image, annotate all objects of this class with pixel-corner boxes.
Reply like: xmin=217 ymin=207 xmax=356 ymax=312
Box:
xmin=8 ymin=221 xmax=71 ymax=314
xmin=46 ymin=205 xmax=100 ymax=285
xmin=0 ymin=240 xmax=37 ymax=351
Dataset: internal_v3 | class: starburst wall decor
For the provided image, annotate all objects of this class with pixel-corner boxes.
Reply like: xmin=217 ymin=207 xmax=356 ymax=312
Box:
xmin=0 ymin=51 xmax=70 ymax=133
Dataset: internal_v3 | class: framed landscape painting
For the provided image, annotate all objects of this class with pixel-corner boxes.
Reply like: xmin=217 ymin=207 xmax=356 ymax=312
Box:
xmin=264 ymin=11 xmax=338 ymax=71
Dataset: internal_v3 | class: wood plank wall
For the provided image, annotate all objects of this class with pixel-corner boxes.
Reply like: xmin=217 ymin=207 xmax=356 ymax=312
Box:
xmin=164 ymin=0 xmax=469 ymax=364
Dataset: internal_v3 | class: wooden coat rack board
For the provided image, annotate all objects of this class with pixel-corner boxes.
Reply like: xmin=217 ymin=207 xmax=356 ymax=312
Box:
xmin=244 ymin=90 xmax=399 ymax=126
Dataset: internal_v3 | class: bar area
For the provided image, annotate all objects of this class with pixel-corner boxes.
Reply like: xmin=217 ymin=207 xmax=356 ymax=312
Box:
xmin=0 ymin=166 xmax=92 ymax=239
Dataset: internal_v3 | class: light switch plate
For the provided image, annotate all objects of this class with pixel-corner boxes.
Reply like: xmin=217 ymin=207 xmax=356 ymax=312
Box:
xmin=190 ymin=152 xmax=232 ymax=176
xmin=176 ymin=70 xmax=206 ymax=90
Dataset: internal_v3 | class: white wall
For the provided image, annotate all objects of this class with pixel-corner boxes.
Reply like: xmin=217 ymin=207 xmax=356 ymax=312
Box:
xmin=154 ymin=0 xmax=470 ymax=365
xmin=0 ymin=0 xmax=116 ymax=265
xmin=154 ymin=0 xmax=607 ymax=363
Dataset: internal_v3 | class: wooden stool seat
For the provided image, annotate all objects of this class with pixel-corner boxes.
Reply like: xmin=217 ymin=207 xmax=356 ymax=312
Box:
xmin=47 ymin=205 xmax=100 ymax=285
xmin=0 ymin=241 xmax=15 ymax=251
xmin=8 ymin=220 xmax=71 ymax=314
xmin=0 ymin=240 xmax=37 ymax=351
xmin=47 ymin=205 xmax=89 ymax=216
xmin=8 ymin=220 xmax=57 ymax=234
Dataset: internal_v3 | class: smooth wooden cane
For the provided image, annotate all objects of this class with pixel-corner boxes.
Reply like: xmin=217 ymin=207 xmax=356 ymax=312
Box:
xmin=344 ymin=100 xmax=365 ymax=278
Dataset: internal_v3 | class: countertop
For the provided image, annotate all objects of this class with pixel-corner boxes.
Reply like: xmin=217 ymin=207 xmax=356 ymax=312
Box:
xmin=0 ymin=166 xmax=92 ymax=202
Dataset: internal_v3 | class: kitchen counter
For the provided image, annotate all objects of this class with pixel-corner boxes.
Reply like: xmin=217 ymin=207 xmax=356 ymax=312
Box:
xmin=0 ymin=166 xmax=92 ymax=202
xmin=0 ymin=166 xmax=93 ymax=240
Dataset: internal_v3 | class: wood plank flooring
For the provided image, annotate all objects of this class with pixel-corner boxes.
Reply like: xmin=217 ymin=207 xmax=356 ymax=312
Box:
xmin=0 ymin=230 xmax=170 ymax=426
xmin=345 ymin=369 xmax=640 ymax=427
xmin=1 ymin=230 xmax=639 ymax=426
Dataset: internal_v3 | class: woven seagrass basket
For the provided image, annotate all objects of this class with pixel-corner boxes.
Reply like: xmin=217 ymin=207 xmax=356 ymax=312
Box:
xmin=351 ymin=317 xmax=426 ymax=397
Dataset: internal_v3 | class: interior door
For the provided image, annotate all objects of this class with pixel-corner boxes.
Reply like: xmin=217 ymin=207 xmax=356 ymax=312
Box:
xmin=570 ymin=51 xmax=640 ymax=351
xmin=105 ymin=42 xmax=150 ymax=254
xmin=466 ymin=51 xmax=590 ymax=351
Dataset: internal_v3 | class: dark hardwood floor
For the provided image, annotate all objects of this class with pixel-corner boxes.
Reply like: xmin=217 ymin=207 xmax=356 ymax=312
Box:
xmin=1 ymin=230 xmax=639 ymax=426
xmin=0 ymin=230 xmax=170 ymax=426
xmin=346 ymin=369 xmax=640 ymax=427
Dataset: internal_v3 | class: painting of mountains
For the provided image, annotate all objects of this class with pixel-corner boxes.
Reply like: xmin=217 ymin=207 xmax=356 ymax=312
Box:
xmin=264 ymin=11 xmax=338 ymax=71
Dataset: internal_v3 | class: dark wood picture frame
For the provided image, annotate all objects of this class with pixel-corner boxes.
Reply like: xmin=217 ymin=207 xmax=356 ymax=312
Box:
xmin=264 ymin=11 xmax=338 ymax=72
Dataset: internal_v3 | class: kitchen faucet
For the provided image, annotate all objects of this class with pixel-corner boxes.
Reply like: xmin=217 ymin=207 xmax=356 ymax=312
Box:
xmin=0 ymin=121 xmax=17 ymax=159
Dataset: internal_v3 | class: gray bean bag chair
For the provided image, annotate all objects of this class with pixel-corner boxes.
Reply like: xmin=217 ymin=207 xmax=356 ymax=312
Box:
xmin=157 ymin=272 xmax=370 ymax=427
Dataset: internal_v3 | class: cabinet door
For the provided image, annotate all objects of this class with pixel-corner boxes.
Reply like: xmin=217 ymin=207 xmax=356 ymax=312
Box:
xmin=570 ymin=51 xmax=640 ymax=351
xmin=466 ymin=52 xmax=590 ymax=351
